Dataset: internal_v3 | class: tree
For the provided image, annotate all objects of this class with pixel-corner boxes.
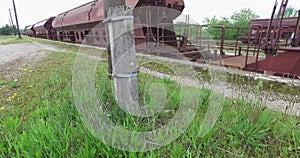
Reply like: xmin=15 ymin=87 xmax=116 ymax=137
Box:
xmin=231 ymin=9 xmax=259 ymax=27
xmin=283 ymin=6 xmax=298 ymax=18
xmin=274 ymin=6 xmax=299 ymax=18
xmin=204 ymin=16 xmax=232 ymax=39
xmin=204 ymin=8 xmax=259 ymax=40
xmin=0 ymin=24 xmax=17 ymax=35
xmin=231 ymin=9 xmax=259 ymax=39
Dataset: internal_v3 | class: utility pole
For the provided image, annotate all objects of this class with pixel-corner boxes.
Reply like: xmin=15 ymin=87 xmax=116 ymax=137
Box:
xmin=12 ymin=0 xmax=21 ymax=39
xmin=8 ymin=18 xmax=12 ymax=26
xmin=103 ymin=0 xmax=141 ymax=116
xmin=9 ymin=9 xmax=16 ymax=36
xmin=8 ymin=18 xmax=15 ymax=35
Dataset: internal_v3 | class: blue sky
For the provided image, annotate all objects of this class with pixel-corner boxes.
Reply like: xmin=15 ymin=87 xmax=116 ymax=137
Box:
xmin=0 ymin=0 xmax=300 ymax=29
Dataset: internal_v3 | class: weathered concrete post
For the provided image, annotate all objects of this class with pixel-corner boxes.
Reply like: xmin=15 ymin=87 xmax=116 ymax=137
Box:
xmin=104 ymin=5 xmax=140 ymax=115
xmin=103 ymin=0 xmax=126 ymax=80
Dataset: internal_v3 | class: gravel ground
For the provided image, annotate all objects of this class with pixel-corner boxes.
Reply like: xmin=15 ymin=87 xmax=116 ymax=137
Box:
xmin=0 ymin=43 xmax=44 ymax=65
xmin=139 ymin=67 xmax=300 ymax=116
xmin=0 ymin=43 xmax=48 ymax=79
xmin=0 ymin=42 xmax=63 ymax=65
xmin=0 ymin=42 xmax=63 ymax=79
xmin=137 ymin=55 xmax=300 ymax=117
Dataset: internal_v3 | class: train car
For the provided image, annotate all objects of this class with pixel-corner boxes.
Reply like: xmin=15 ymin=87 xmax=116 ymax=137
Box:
xmin=245 ymin=16 xmax=300 ymax=77
xmin=26 ymin=0 xmax=189 ymax=53
xmin=33 ymin=17 xmax=56 ymax=40
xmin=27 ymin=0 xmax=193 ymax=61
xmin=239 ymin=17 xmax=299 ymax=44
xmin=51 ymin=0 xmax=185 ymax=47
xmin=51 ymin=1 xmax=104 ymax=44
xmin=25 ymin=25 xmax=34 ymax=37
xmin=226 ymin=2 xmax=300 ymax=78
xmin=26 ymin=0 xmax=300 ymax=79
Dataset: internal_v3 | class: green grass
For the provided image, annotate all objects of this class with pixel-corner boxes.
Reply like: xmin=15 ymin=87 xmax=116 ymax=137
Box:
xmin=25 ymin=36 xmax=107 ymax=57
xmin=0 ymin=37 xmax=299 ymax=157
xmin=140 ymin=59 xmax=300 ymax=103
xmin=0 ymin=80 xmax=8 ymax=85
xmin=0 ymin=36 xmax=31 ymax=45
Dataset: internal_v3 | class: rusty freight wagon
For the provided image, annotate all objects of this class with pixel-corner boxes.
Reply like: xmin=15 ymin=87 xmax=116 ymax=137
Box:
xmin=26 ymin=0 xmax=300 ymax=79
xmin=215 ymin=0 xmax=300 ymax=78
xmin=240 ymin=16 xmax=300 ymax=46
xmin=25 ymin=25 xmax=34 ymax=37
xmin=31 ymin=17 xmax=56 ymax=40
xmin=51 ymin=0 xmax=185 ymax=47
xmin=27 ymin=0 xmax=202 ymax=61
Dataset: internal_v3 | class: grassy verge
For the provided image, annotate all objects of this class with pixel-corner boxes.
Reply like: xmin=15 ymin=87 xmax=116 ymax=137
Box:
xmin=0 ymin=37 xmax=299 ymax=157
xmin=0 ymin=36 xmax=31 ymax=45
xmin=25 ymin=36 xmax=107 ymax=57
xmin=140 ymin=59 xmax=300 ymax=103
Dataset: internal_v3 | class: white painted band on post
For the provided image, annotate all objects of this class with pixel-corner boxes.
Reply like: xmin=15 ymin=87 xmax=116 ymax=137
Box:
xmin=112 ymin=72 xmax=138 ymax=78
xmin=104 ymin=16 xmax=134 ymax=23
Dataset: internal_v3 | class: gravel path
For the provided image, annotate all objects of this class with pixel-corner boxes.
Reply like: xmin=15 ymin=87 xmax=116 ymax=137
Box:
xmin=139 ymin=67 xmax=300 ymax=116
xmin=0 ymin=43 xmax=43 ymax=65
xmin=0 ymin=42 xmax=62 ymax=65
xmin=0 ymin=42 xmax=63 ymax=80
xmin=137 ymin=54 xmax=300 ymax=117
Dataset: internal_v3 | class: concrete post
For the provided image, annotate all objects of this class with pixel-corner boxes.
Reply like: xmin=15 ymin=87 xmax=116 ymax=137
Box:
xmin=105 ymin=6 xmax=140 ymax=116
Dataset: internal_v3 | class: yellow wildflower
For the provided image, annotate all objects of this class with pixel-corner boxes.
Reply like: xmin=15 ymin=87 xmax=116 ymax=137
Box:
xmin=0 ymin=107 xmax=4 ymax=111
